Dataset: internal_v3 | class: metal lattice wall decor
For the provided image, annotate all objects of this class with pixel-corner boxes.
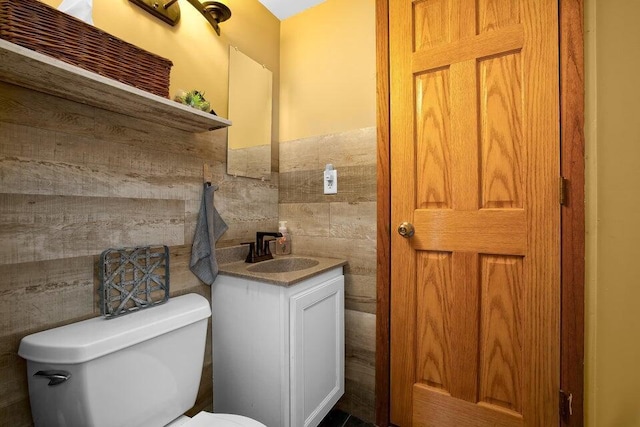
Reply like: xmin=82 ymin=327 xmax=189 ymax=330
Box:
xmin=99 ymin=246 xmax=170 ymax=319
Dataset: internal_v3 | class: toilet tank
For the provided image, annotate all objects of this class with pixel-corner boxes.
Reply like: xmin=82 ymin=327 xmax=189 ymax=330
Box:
xmin=18 ymin=293 xmax=211 ymax=427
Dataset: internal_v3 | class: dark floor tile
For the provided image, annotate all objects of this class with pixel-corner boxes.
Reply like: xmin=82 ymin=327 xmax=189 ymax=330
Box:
xmin=318 ymin=409 xmax=350 ymax=427
xmin=343 ymin=415 xmax=376 ymax=427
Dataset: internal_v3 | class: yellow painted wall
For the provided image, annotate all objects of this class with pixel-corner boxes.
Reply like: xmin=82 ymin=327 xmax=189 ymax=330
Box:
xmin=279 ymin=0 xmax=376 ymax=141
xmin=40 ymin=0 xmax=280 ymax=136
xmin=585 ymin=0 xmax=640 ymax=425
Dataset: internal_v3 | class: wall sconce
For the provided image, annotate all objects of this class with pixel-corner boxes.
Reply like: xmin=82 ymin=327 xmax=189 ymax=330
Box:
xmin=130 ymin=0 xmax=231 ymax=35
xmin=130 ymin=0 xmax=181 ymax=26
xmin=186 ymin=0 xmax=231 ymax=36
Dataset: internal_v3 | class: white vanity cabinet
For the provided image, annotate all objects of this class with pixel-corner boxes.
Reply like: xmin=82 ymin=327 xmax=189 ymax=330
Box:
xmin=211 ymin=267 xmax=344 ymax=427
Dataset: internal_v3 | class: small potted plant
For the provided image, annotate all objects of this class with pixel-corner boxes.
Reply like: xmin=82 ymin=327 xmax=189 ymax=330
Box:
xmin=174 ymin=89 xmax=216 ymax=114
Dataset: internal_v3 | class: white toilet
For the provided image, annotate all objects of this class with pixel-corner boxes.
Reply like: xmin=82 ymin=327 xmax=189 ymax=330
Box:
xmin=18 ymin=294 xmax=265 ymax=427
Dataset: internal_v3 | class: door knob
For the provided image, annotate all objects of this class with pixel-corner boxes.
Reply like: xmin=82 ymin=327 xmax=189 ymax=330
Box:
xmin=397 ymin=222 xmax=415 ymax=238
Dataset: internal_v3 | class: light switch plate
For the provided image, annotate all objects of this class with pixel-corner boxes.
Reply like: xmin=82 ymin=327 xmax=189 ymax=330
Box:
xmin=324 ymin=169 xmax=337 ymax=194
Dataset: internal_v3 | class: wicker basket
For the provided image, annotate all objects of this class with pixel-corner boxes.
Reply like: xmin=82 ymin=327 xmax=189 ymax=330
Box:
xmin=0 ymin=0 xmax=172 ymax=97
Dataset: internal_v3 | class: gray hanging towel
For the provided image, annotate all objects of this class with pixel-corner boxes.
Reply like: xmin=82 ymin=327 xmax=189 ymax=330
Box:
xmin=190 ymin=183 xmax=228 ymax=285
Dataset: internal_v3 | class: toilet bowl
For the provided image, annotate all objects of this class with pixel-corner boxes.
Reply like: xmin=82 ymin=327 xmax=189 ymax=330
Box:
xmin=169 ymin=412 xmax=266 ymax=427
xmin=18 ymin=294 xmax=265 ymax=427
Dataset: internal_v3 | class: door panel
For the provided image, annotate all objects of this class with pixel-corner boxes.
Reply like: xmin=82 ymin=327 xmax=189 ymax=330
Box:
xmin=479 ymin=53 xmax=523 ymax=209
xmin=414 ymin=0 xmax=451 ymax=49
xmin=415 ymin=69 xmax=451 ymax=210
xmin=478 ymin=254 xmax=523 ymax=413
xmin=389 ymin=0 xmax=560 ymax=425
xmin=477 ymin=0 xmax=521 ymax=33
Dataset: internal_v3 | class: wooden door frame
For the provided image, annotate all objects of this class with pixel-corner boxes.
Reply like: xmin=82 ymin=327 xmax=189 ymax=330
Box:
xmin=375 ymin=0 xmax=585 ymax=425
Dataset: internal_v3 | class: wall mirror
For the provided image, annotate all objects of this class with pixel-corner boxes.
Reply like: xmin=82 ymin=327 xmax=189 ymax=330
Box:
xmin=227 ymin=47 xmax=273 ymax=180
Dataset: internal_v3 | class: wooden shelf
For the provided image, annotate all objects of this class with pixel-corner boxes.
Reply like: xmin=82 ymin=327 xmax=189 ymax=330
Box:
xmin=0 ymin=39 xmax=231 ymax=132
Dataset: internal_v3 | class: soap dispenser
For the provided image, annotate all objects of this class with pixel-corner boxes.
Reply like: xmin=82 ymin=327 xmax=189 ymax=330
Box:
xmin=276 ymin=221 xmax=291 ymax=255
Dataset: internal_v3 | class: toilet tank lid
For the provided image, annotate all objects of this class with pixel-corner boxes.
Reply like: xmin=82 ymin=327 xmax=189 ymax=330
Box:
xmin=18 ymin=293 xmax=211 ymax=364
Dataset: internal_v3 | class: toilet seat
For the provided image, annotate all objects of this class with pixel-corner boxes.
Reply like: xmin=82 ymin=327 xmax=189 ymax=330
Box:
xmin=183 ymin=411 xmax=266 ymax=427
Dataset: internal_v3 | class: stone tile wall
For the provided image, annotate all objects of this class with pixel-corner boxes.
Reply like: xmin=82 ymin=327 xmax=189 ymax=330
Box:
xmin=279 ymin=126 xmax=376 ymax=422
xmin=0 ymin=82 xmax=278 ymax=426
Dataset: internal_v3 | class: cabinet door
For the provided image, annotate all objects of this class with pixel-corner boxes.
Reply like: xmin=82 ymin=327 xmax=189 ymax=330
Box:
xmin=290 ymin=276 xmax=345 ymax=427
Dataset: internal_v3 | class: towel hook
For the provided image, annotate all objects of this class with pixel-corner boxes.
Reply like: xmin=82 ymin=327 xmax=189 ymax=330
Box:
xmin=203 ymin=164 xmax=213 ymax=186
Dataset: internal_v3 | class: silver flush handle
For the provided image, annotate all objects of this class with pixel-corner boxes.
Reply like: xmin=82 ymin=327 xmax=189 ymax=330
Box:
xmin=34 ymin=370 xmax=71 ymax=386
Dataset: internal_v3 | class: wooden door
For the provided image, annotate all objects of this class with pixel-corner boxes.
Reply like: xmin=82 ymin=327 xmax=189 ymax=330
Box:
xmin=389 ymin=0 xmax=561 ymax=426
